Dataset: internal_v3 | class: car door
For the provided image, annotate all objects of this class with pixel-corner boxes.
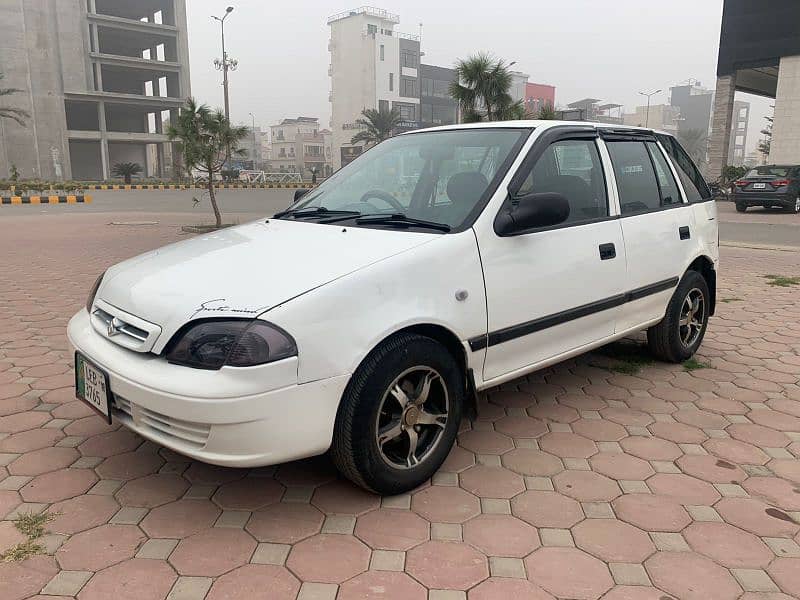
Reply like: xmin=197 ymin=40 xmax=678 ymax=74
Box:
xmin=475 ymin=128 xmax=627 ymax=383
xmin=600 ymin=132 xmax=698 ymax=332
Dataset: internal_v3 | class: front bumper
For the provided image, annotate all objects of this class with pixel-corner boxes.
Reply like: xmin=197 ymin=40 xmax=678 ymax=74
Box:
xmin=67 ymin=309 xmax=350 ymax=467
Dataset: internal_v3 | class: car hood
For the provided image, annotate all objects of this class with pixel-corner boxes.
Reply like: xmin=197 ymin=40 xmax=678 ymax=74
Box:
xmin=99 ymin=219 xmax=435 ymax=349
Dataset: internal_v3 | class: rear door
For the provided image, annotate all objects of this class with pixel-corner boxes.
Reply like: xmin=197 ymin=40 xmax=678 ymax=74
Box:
xmin=600 ymin=131 xmax=697 ymax=332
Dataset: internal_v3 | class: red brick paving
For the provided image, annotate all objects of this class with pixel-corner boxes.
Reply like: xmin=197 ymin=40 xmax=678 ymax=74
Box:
xmin=1 ymin=213 xmax=800 ymax=597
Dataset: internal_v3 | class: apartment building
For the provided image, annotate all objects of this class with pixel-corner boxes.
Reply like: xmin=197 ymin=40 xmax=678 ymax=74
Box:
xmin=269 ymin=117 xmax=329 ymax=176
xmin=328 ymin=7 xmax=421 ymax=169
xmin=728 ymin=100 xmax=750 ymax=165
xmin=0 ymin=0 xmax=190 ymax=180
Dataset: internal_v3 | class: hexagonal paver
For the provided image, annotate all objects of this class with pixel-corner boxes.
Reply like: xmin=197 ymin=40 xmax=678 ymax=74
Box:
xmin=716 ymin=497 xmax=800 ymax=538
xmin=274 ymin=456 xmax=338 ymax=487
xmin=20 ymin=468 xmax=98 ymax=503
xmin=115 ymin=473 xmax=189 ymax=508
xmin=0 ymin=428 xmax=64 ymax=453
xmin=48 ymin=494 xmax=120 ymax=534
xmin=571 ymin=419 xmax=627 ymax=441
xmin=768 ymin=458 xmax=800 ymax=484
xmin=646 ymin=552 xmax=741 ymax=600
xmin=598 ymin=586 xmax=666 ymax=599
xmin=511 ymin=490 xmax=584 ymax=528
xmin=170 ymin=528 xmax=257 ymax=576
xmin=525 ymin=547 xmax=613 ymax=599
xmin=354 ymin=508 xmax=428 ymax=550
xmin=502 ymin=448 xmax=562 ymax=477
xmin=612 ymin=493 xmax=691 ymax=532
xmin=620 ymin=436 xmax=681 ymax=461
xmin=459 ymin=465 xmax=525 ymax=499
xmin=463 ymin=514 xmax=540 ymax=557
xmin=76 ymin=558 xmax=176 ymax=600
xmin=183 ymin=462 xmax=245 ymax=485
xmin=312 ymin=480 xmax=381 ymax=515
xmin=96 ymin=451 xmax=164 ymax=480
xmin=649 ymin=422 xmax=707 ymax=444
xmin=728 ymin=423 xmax=790 ymax=448
xmin=646 ymin=473 xmax=721 ymax=506
xmin=494 ymin=415 xmax=547 ymax=438
xmin=703 ymin=438 xmax=770 ymax=465
xmin=676 ymin=454 xmax=746 ymax=484
xmin=673 ymin=408 xmax=731 ymax=429
xmin=140 ymin=499 xmax=221 ymax=538
xmin=0 ymin=556 xmax=58 ymax=600
xmin=768 ymin=558 xmax=800 ymax=597
xmin=489 ymin=389 xmax=536 ymax=408
xmin=440 ymin=445 xmax=475 ymax=472
xmin=212 ymin=477 xmax=285 ymax=510
xmin=600 ymin=407 xmax=654 ymax=427
xmin=405 ymin=540 xmax=488 ymax=590
xmin=56 ymin=524 xmax=145 ymax=571
xmin=338 ymin=571 xmax=427 ymax=600
xmin=589 ymin=453 xmax=654 ymax=480
xmin=553 ymin=470 xmax=620 ymax=502
xmin=8 ymin=446 xmax=78 ymax=476
xmin=458 ymin=430 xmax=514 ymax=455
xmin=286 ymin=534 xmax=370 ymax=584
xmin=743 ymin=477 xmax=800 ymax=511
xmin=206 ymin=564 xmax=299 ymax=600
xmin=572 ymin=519 xmax=655 ymax=562
xmin=539 ymin=432 xmax=598 ymax=458
xmin=78 ymin=430 xmax=142 ymax=457
xmin=246 ymin=502 xmax=324 ymax=543
xmin=411 ymin=485 xmax=480 ymax=523
xmin=683 ymin=522 xmax=773 ymax=568
xmin=470 ymin=578 xmax=554 ymax=600
xmin=530 ymin=403 xmax=580 ymax=423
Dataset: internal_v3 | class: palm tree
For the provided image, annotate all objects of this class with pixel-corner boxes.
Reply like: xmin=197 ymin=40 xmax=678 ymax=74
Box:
xmin=111 ymin=162 xmax=143 ymax=184
xmin=167 ymin=97 xmax=248 ymax=228
xmin=677 ymin=128 xmax=709 ymax=165
xmin=449 ymin=53 xmax=515 ymax=122
xmin=350 ymin=107 xmax=401 ymax=147
xmin=0 ymin=73 xmax=30 ymax=126
xmin=536 ymin=102 xmax=557 ymax=120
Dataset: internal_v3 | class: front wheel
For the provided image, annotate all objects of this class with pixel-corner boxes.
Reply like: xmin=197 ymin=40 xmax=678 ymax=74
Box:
xmin=331 ymin=333 xmax=464 ymax=494
xmin=647 ymin=270 xmax=710 ymax=363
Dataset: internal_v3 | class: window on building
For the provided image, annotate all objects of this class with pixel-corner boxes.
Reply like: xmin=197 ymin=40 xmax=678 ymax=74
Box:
xmin=421 ymin=77 xmax=433 ymax=97
xmin=393 ymin=102 xmax=417 ymax=121
xmin=367 ymin=24 xmax=377 ymax=35
xmin=379 ymin=100 xmax=389 ymax=113
xmin=421 ymin=103 xmax=432 ymax=123
xmin=432 ymin=104 xmax=456 ymax=125
xmin=401 ymin=50 xmax=418 ymax=68
xmin=401 ymin=78 xmax=417 ymax=98
xmin=389 ymin=73 xmax=394 ymax=92
xmin=433 ymin=80 xmax=450 ymax=98
xmin=517 ymin=140 xmax=609 ymax=224
xmin=606 ymin=141 xmax=662 ymax=214
xmin=380 ymin=45 xmax=384 ymax=61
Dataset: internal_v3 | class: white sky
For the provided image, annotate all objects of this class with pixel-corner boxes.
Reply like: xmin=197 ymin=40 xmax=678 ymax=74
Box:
xmin=186 ymin=0 xmax=772 ymax=155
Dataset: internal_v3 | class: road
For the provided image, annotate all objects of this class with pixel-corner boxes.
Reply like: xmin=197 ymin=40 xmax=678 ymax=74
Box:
xmin=2 ymin=190 xmax=798 ymax=248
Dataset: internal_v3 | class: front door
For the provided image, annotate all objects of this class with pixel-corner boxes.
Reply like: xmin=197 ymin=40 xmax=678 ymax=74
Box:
xmin=477 ymin=132 xmax=628 ymax=382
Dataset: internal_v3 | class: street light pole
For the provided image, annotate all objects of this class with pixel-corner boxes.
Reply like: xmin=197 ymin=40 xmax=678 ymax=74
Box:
xmin=249 ymin=112 xmax=257 ymax=170
xmin=639 ymin=89 xmax=662 ymax=128
xmin=212 ymin=6 xmax=237 ymax=122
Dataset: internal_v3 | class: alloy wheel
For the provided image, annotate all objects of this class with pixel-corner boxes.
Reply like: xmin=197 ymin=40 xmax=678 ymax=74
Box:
xmin=375 ymin=366 xmax=449 ymax=469
xmin=679 ymin=288 xmax=705 ymax=348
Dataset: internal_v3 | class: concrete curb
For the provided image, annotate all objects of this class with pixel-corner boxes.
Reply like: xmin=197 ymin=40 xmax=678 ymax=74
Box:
xmin=83 ymin=183 xmax=313 ymax=190
xmin=1 ymin=195 xmax=92 ymax=204
xmin=721 ymin=241 xmax=799 ymax=252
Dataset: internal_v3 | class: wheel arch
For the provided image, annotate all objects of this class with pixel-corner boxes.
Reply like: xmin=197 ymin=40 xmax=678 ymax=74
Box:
xmin=686 ymin=255 xmax=716 ymax=316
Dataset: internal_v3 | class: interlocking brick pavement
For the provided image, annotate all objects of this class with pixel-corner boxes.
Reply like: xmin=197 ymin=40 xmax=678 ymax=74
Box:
xmin=1 ymin=213 xmax=799 ymax=599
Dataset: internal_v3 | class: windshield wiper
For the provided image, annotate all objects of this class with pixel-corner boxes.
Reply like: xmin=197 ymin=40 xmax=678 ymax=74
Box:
xmin=273 ymin=206 xmax=361 ymax=220
xmin=355 ymin=213 xmax=451 ymax=232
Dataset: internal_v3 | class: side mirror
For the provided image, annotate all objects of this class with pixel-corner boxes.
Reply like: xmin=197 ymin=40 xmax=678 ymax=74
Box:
xmin=495 ymin=192 xmax=570 ymax=235
xmin=294 ymin=188 xmax=310 ymax=202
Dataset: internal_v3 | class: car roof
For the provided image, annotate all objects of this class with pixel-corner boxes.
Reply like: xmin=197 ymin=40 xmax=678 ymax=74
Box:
xmin=749 ymin=164 xmax=799 ymax=169
xmin=404 ymin=120 xmax=674 ymax=138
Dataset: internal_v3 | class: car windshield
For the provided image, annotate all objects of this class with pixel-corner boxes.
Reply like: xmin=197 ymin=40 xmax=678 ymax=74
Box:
xmin=745 ymin=166 xmax=790 ymax=178
xmin=283 ymin=128 xmax=529 ymax=231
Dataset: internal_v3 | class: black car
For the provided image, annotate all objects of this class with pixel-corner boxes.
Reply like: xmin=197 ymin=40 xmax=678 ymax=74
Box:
xmin=733 ymin=165 xmax=800 ymax=213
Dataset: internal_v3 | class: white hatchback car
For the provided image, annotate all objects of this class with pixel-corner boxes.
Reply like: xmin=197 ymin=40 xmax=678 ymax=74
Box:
xmin=68 ymin=121 xmax=719 ymax=494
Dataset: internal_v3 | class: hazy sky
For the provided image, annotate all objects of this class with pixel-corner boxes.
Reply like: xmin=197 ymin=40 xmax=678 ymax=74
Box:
xmin=186 ymin=0 xmax=771 ymax=154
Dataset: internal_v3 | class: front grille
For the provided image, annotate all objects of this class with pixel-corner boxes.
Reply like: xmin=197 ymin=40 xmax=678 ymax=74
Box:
xmin=90 ymin=302 xmax=161 ymax=353
xmin=93 ymin=308 xmax=149 ymax=342
xmin=112 ymin=395 xmax=210 ymax=449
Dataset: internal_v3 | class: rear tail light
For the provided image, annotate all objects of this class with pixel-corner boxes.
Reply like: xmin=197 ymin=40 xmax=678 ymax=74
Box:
xmin=771 ymin=179 xmax=790 ymax=187
xmin=734 ymin=180 xmax=748 ymax=187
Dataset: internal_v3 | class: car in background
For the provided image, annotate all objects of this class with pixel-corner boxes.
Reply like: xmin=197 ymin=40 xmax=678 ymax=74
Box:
xmin=733 ymin=165 xmax=800 ymax=213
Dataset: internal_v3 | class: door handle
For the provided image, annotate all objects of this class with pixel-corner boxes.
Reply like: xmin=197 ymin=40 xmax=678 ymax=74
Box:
xmin=679 ymin=226 xmax=690 ymax=240
xmin=599 ymin=243 xmax=616 ymax=260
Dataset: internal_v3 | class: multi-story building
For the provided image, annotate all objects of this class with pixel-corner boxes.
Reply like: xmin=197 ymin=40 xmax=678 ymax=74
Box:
xmin=0 ymin=0 xmax=190 ymax=181
xmin=563 ymin=99 xmax=624 ymax=124
xmin=623 ymin=104 xmax=681 ymax=132
xmin=270 ymin=117 xmax=328 ymax=177
xmin=727 ymin=100 xmax=750 ymax=165
xmin=328 ymin=7 xmax=421 ymax=169
xmin=419 ymin=64 xmax=458 ymax=128
xmin=524 ymin=82 xmax=556 ymax=115
xmin=669 ymin=82 xmax=713 ymax=136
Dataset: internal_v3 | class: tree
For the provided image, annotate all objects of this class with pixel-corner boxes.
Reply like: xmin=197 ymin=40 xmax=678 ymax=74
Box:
xmin=167 ymin=98 xmax=248 ymax=228
xmin=0 ymin=73 xmax=30 ymax=126
xmin=677 ymin=128 xmax=708 ymax=165
xmin=758 ymin=106 xmax=773 ymax=160
xmin=449 ymin=53 xmax=518 ymax=122
xmin=536 ymin=102 xmax=557 ymax=120
xmin=350 ymin=106 xmax=401 ymax=147
xmin=111 ymin=162 xmax=143 ymax=184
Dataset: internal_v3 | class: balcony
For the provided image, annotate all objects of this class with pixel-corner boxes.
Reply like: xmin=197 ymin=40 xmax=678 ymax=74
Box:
xmin=93 ymin=0 xmax=177 ymax=26
xmin=327 ymin=6 xmax=400 ymax=25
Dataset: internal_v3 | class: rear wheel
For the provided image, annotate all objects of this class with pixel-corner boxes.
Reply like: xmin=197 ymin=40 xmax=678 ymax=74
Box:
xmin=788 ymin=196 xmax=800 ymax=214
xmin=735 ymin=202 xmax=747 ymax=213
xmin=647 ymin=270 xmax=710 ymax=363
xmin=331 ymin=333 xmax=464 ymax=494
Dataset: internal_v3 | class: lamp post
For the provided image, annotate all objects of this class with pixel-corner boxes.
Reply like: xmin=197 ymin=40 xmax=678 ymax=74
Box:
xmin=639 ymin=89 xmax=662 ymax=128
xmin=212 ymin=6 xmax=237 ymax=122
xmin=249 ymin=112 xmax=257 ymax=170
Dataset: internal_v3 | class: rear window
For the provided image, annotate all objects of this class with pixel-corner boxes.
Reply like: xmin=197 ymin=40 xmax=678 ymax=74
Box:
xmin=656 ymin=134 xmax=711 ymax=202
xmin=745 ymin=167 xmax=790 ymax=178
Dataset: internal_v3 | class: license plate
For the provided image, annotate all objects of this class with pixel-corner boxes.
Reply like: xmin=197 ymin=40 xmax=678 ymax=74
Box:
xmin=75 ymin=352 xmax=111 ymax=423
xmin=753 ymin=183 xmax=767 ymax=189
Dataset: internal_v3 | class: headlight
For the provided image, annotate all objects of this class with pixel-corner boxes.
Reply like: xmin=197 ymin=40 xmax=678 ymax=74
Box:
xmin=86 ymin=272 xmax=105 ymax=313
xmin=165 ymin=319 xmax=297 ymax=370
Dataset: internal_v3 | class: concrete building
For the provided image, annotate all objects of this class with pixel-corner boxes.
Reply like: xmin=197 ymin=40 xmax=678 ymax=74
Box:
xmin=728 ymin=100 xmax=750 ymax=165
xmin=236 ymin=125 xmax=264 ymax=171
xmin=669 ymin=82 xmax=713 ymax=136
xmin=709 ymin=0 xmax=800 ymax=177
xmin=270 ymin=117 xmax=328 ymax=177
xmin=0 ymin=0 xmax=190 ymax=181
xmin=328 ymin=7 xmax=421 ymax=169
xmin=562 ymin=99 xmax=624 ymax=124
xmin=623 ymin=104 xmax=680 ymax=132
xmin=419 ymin=64 xmax=458 ymax=128
xmin=509 ymin=71 xmax=529 ymax=104
xmin=524 ymin=82 xmax=556 ymax=116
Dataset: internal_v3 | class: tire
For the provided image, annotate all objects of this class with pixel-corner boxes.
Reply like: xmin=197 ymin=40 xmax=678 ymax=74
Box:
xmin=647 ymin=270 xmax=710 ymax=363
xmin=735 ymin=203 xmax=747 ymax=213
xmin=331 ymin=333 xmax=464 ymax=494
xmin=788 ymin=196 xmax=800 ymax=214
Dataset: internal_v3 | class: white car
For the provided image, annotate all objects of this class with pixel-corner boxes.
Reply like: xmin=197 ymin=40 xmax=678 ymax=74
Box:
xmin=68 ymin=121 xmax=718 ymax=494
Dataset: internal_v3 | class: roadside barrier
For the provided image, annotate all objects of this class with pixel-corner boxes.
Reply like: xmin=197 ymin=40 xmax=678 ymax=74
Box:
xmin=82 ymin=183 xmax=314 ymax=190
xmin=1 ymin=195 xmax=92 ymax=204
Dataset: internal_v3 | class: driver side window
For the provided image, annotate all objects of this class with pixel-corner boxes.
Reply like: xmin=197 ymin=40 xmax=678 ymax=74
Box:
xmin=517 ymin=139 xmax=609 ymax=224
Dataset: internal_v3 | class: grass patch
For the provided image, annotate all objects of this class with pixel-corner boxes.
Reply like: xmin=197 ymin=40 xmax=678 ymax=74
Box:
xmin=720 ymin=297 xmax=742 ymax=303
xmin=0 ymin=511 xmax=56 ymax=562
xmin=2 ymin=540 xmax=44 ymax=563
xmin=597 ymin=343 xmax=655 ymax=375
xmin=683 ymin=357 xmax=711 ymax=371
xmin=764 ymin=274 xmax=800 ymax=287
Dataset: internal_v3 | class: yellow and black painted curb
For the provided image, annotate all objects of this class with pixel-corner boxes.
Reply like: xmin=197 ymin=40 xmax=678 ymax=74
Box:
xmin=0 ymin=195 xmax=92 ymax=204
xmin=82 ymin=183 xmax=314 ymax=191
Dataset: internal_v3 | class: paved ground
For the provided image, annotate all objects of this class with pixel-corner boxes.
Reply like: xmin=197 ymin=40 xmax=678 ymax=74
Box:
xmin=1 ymin=212 xmax=800 ymax=600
